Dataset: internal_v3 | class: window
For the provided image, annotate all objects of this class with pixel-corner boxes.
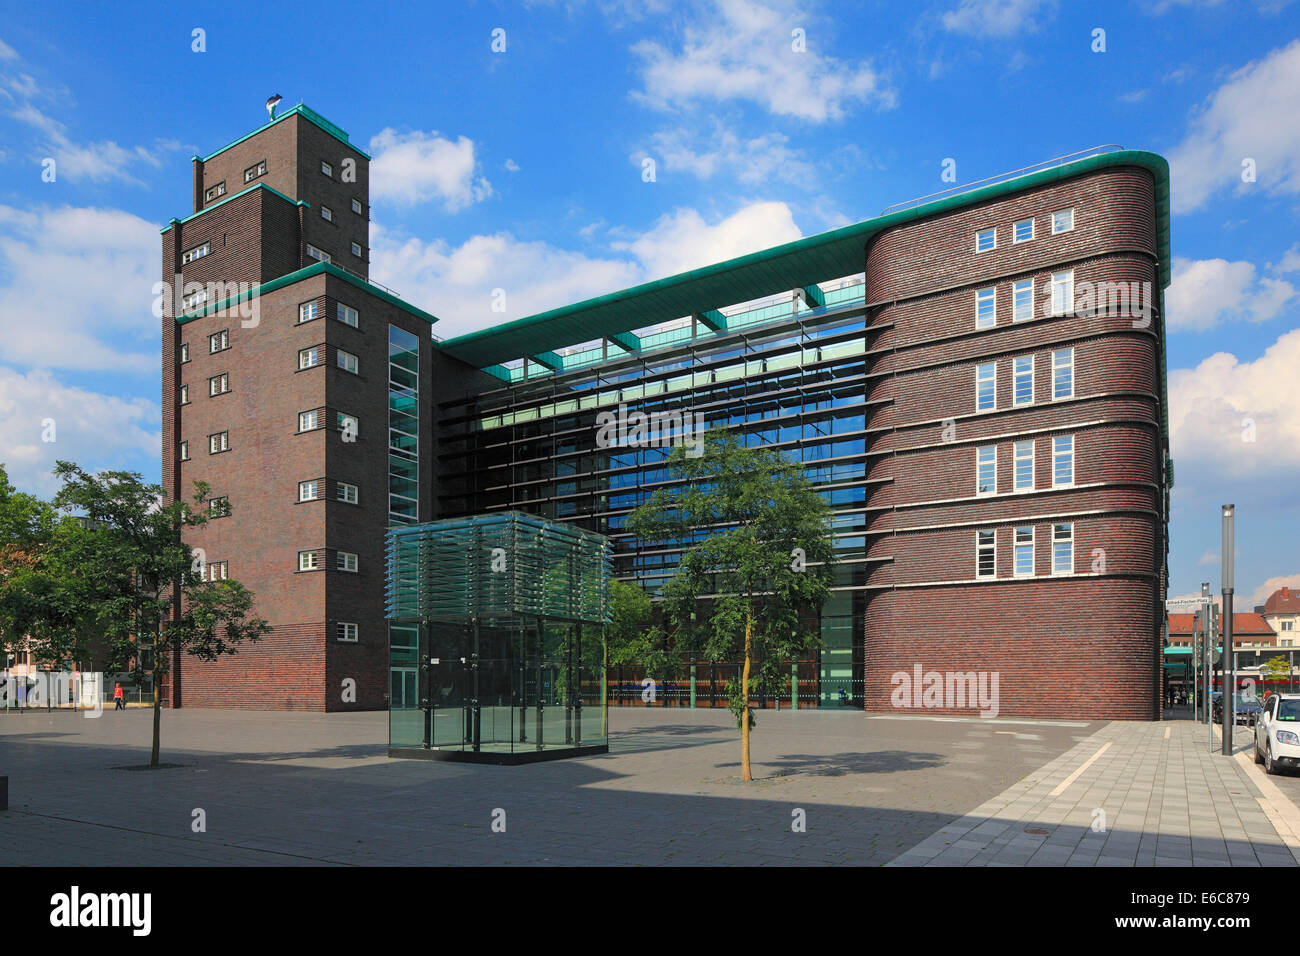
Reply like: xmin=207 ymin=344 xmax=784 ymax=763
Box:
xmin=336 ymin=482 xmax=359 ymax=504
xmin=209 ymin=329 xmax=229 ymax=353
xmin=306 ymin=244 xmax=331 ymax=264
xmin=299 ymin=346 xmax=321 ymax=370
xmin=976 ymin=228 xmax=996 ymax=252
xmin=204 ymin=183 xmax=225 ymax=202
xmin=321 ymin=205 xmax=333 ymax=223
xmin=1050 ymin=270 xmax=1074 ymax=316
xmin=977 ymin=529 xmax=996 ymax=579
xmin=208 ymin=496 xmax=230 ymax=517
xmin=208 ymin=431 xmax=229 ymax=454
xmin=337 ymin=551 xmax=358 ymax=573
xmin=179 ymin=440 xmax=189 ymax=461
xmin=1052 ymin=348 xmax=1074 ymax=400
xmin=337 ymin=622 xmax=358 ymax=643
xmin=298 ymin=410 xmax=322 ymax=432
xmin=182 ymin=242 xmax=210 ymax=264
xmin=976 ymin=362 xmax=996 ymax=412
xmin=298 ymin=550 xmax=319 ymax=572
xmin=1014 ymin=526 xmax=1035 ymax=577
xmin=1013 ymin=218 xmax=1034 ymax=243
xmin=298 ymin=480 xmax=320 ymax=502
xmin=1283 ymin=621 xmax=1295 ymax=631
xmin=299 ymin=301 xmax=319 ymax=324
xmin=1013 ymin=355 xmax=1034 ymax=406
xmin=208 ymin=560 xmax=228 ymax=581
xmin=183 ymin=289 xmax=208 ymax=311
xmin=1013 ymin=279 xmax=1034 ymax=322
xmin=1014 ymin=440 xmax=1035 ymax=491
xmin=1053 ymin=435 xmax=1074 ymax=487
xmin=336 ymin=349 xmax=358 ymax=374
xmin=209 ymin=372 xmax=229 ymax=396
xmin=975 ymin=288 xmax=996 ymax=330
xmin=180 ymin=343 xmax=190 ymax=363
xmin=336 ymin=303 xmax=359 ymax=327
xmin=1052 ymin=523 xmax=1074 ymax=575
xmin=244 ymin=160 xmax=267 ymax=183
xmin=321 ymin=161 xmax=333 ymax=177
xmin=1051 ymin=208 xmax=1075 ymax=234
xmin=351 ymin=241 xmax=363 ymax=258
xmin=179 ymin=384 xmax=189 ymax=405
xmin=351 ymin=198 xmax=363 ymax=215
xmin=976 ymin=445 xmax=997 ymax=496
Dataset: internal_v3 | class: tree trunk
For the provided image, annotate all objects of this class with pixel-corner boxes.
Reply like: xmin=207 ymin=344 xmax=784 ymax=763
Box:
xmin=741 ymin=612 xmax=753 ymax=781
xmin=151 ymin=673 xmax=161 ymax=768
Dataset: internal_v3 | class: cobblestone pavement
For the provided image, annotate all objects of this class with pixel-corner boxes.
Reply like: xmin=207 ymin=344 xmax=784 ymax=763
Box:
xmin=888 ymin=718 xmax=1300 ymax=867
xmin=1 ymin=706 xmax=1097 ymax=866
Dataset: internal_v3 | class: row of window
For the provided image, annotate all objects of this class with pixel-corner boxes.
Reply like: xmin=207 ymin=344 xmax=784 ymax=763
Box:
xmin=974 ymin=270 xmax=1075 ymax=329
xmin=178 ymin=301 xmax=361 ymax=366
xmin=178 ymin=408 xmax=358 ymax=461
xmin=298 ymin=479 xmax=360 ymax=504
xmin=975 ymin=207 xmax=1074 ymax=253
xmin=307 ymin=238 xmax=365 ymax=262
xmin=195 ymin=556 xmax=357 ymax=641
xmin=299 ymin=345 xmax=359 ymax=374
xmin=975 ymin=347 xmax=1074 ymax=412
xmin=975 ymin=434 xmax=1074 ymax=495
xmin=975 ymin=522 xmax=1074 ymax=578
xmin=178 ymin=371 xmax=231 ymax=405
xmin=297 ymin=549 xmax=360 ymax=573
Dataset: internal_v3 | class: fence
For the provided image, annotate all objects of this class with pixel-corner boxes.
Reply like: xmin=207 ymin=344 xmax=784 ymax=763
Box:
xmin=0 ymin=671 xmax=157 ymax=712
xmin=599 ymin=661 xmax=863 ymax=710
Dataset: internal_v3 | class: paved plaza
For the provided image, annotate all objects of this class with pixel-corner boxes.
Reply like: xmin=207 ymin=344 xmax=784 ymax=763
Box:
xmin=1 ymin=705 xmax=1297 ymax=866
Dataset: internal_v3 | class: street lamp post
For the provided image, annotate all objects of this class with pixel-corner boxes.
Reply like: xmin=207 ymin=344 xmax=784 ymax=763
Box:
xmin=1222 ymin=505 xmax=1235 ymax=756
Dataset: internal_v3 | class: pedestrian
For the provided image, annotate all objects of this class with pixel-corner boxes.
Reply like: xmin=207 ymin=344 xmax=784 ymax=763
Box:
xmin=113 ymin=682 xmax=125 ymax=711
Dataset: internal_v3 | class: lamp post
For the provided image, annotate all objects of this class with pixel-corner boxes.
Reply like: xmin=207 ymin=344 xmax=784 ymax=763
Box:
xmin=1222 ymin=505 xmax=1235 ymax=756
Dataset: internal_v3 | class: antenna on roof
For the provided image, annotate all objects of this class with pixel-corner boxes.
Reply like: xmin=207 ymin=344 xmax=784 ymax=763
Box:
xmin=265 ymin=94 xmax=283 ymax=121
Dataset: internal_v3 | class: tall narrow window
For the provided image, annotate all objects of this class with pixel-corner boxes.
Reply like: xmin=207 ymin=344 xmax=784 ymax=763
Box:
xmin=1050 ymin=270 xmax=1074 ymax=316
xmin=975 ymin=288 xmax=996 ymax=329
xmin=178 ymin=440 xmax=189 ymax=461
xmin=977 ymin=529 xmax=996 ymax=579
xmin=321 ymin=161 xmax=333 ymax=178
xmin=1052 ymin=522 xmax=1074 ymax=575
xmin=388 ymin=324 xmax=420 ymax=525
xmin=1014 ymin=440 xmax=1035 ymax=491
xmin=1052 ymin=348 xmax=1075 ymax=399
xmin=1053 ymin=434 xmax=1075 ymax=487
xmin=976 ymin=445 xmax=997 ymax=496
xmin=179 ymin=384 xmax=189 ymax=405
xmin=1014 ymin=526 xmax=1035 ymax=577
xmin=321 ymin=205 xmax=333 ymax=223
xmin=1013 ymin=355 xmax=1034 ymax=406
xmin=1013 ymin=279 xmax=1034 ymax=322
xmin=976 ymin=362 xmax=996 ymax=412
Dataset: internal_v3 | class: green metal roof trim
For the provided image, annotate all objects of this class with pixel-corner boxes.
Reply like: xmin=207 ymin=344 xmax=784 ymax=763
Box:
xmin=160 ymin=182 xmax=307 ymax=234
xmin=438 ymin=150 xmax=1170 ymax=368
xmin=196 ymin=103 xmax=371 ymax=163
xmin=173 ymin=261 xmax=439 ymax=326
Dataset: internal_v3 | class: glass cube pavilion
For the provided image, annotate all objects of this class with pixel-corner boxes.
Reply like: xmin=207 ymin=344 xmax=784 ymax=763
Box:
xmin=385 ymin=511 xmax=612 ymax=763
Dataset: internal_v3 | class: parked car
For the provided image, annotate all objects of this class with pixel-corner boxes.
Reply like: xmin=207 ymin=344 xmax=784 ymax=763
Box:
xmin=1212 ymin=692 xmax=1262 ymax=725
xmin=1254 ymin=694 xmax=1300 ymax=774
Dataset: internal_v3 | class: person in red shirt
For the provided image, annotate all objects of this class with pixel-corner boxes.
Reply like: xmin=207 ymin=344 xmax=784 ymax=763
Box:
xmin=113 ymin=683 xmax=125 ymax=711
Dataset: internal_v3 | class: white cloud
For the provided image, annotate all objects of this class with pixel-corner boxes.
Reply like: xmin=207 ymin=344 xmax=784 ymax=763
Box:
xmin=0 ymin=38 xmax=18 ymax=61
xmin=639 ymin=125 xmax=817 ymax=188
xmin=10 ymin=104 xmax=173 ymax=186
xmin=0 ymin=204 xmax=160 ymax=371
xmin=504 ymin=158 xmax=520 ymax=172
xmin=631 ymin=0 xmax=895 ymax=122
xmin=1168 ymin=327 xmax=1300 ymax=477
xmin=1250 ymin=574 xmax=1300 ymax=607
xmin=613 ymin=201 xmax=802 ymax=279
xmin=1166 ymin=255 xmax=1296 ymax=331
xmin=941 ymin=0 xmax=1058 ymax=36
xmin=1167 ymin=39 xmax=1300 ymax=212
xmin=368 ymin=128 xmax=492 ymax=211
xmin=0 ymin=366 xmax=158 ymax=497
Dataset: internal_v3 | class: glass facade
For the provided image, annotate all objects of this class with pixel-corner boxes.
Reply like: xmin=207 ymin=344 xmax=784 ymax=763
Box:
xmin=388 ymin=324 xmax=420 ymax=525
xmin=435 ymin=281 xmax=870 ymax=707
xmin=385 ymin=512 xmax=611 ymax=761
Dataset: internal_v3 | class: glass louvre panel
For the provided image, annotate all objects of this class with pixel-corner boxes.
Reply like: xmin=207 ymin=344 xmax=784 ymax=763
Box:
xmin=389 ymin=324 xmax=419 ymax=526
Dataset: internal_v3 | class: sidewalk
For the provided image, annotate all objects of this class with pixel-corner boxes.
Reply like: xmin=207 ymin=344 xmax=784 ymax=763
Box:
xmin=887 ymin=718 xmax=1300 ymax=867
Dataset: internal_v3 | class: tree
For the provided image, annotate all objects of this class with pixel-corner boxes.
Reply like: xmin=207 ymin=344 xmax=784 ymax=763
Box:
xmin=603 ymin=578 xmax=653 ymax=735
xmin=19 ymin=462 xmax=270 ymax=766
xmin=1262 ymin=655 xmax=1291 ymax=686
xmin=627 ymin=431 xmax=834 ymax=781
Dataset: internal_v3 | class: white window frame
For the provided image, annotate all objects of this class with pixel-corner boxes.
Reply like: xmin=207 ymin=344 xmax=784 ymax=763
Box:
xmin=975 ymin=288 xmax=996 ymax=330
xmin=1052 ymin=522 xmax=1074 ymax=575
xmin=1013 ymin=440 xmax=1035 ymax=492
xmin=299 ymin=346 xmax=321 ymax=370
xmin=321 ymin=205 xmax=333 ymax=223
xmin=208 ymin=432 xmax=229 ymax=454
xmin=1050 ymin=270 xmax=1074 ymax=316
xmin=1013 ymin=279 xmax=1034 ymax=322
xmin=1013 ymin=355 xmax=1034 ymax=407
xmin=298 ymin=550 xmax=319 ymax=572
xmin=182 ymin=242 xmax=210 ymax=264
xmin=180 ymin=343 xmax=189 ymax=363
xmin=298 ymin=480 xmax=320 ymax=502
xmin=179 ymin=384 xmax=189 ymax=405
xmin=209 ymin=329 xmax=228 ymax=353
xmin=298 ymin=410 xmax=322 ymax=432
xmin=976 ymin=529 xmax=996 ymax=580
xmin=976 ymin=228 xmax=996 ymax=253
xmin=209 ymin=372 xmax=229 ymax=396
xmin=976 ymin=362 xmax=996 ymax=412
xmin=299 ymin=301 xmax=320 ymax=324
xmin=1053 ymin=434 xmax=1075 ymax=487
xmin=336 ymin=349 xmax=358 ymax=374
xmin=184 ymin=289 xmax=208 ymax=311
xmin=1051 ymin=207 xmax=1075 ymax=235
xmin=1013 ymin=526 xmax=1035 ymax=578
xmin=1013 ymin=218 xmax=1035 ymax=244
xmin=336 ymin=303 xmax=359 ymax=328
xmin=351 ymin=198 xmax=363 ymax=215
xmin=1052 ymin=348 xmax=1075 ymax=400
xmin=179 ymin=440 xmax=189 ymax=461
xmin=321 ymin=161 xmax=333 ymax=178
xmin=336 ymin=482 xmax=359 ymax=504
xmin=976 ymin=445 xmax=997 ymax=496
xmin=337 ymin=622 xmax=358 ymax=643
xmin=208 ymin=496 xmax=230 ymax=517
xmin=306 ymin=244 xmax=331 ymax=264
xmin=209 ymin=560 xmax=229 ymax=581
xmin=351 ymin=241 xmax=363 ymax=258
xmin=337 ymin=551 xmax=358 ymax=573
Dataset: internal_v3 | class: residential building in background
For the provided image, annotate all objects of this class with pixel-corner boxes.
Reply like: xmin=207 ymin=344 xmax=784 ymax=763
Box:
xmin=163 ymin=105 xmax=1172 ymax=718
xmin=1263 ymin=586 xmax=1300 ymax=647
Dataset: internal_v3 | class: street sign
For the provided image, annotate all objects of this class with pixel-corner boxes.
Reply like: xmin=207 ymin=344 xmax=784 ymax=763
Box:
xmin=1165 ymin=596 xmax=1212 ymax=613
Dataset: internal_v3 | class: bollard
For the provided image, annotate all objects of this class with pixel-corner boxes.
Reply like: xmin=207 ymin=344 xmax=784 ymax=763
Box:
xmin=0 ymin=776 xmax=7 ymax=811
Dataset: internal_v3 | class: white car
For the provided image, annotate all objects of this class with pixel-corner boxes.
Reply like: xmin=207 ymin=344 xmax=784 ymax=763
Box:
xmin=1254 ymin=694 xmax=1300 ymax=774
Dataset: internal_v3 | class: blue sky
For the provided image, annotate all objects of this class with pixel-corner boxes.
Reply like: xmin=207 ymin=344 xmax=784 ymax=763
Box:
xmin=0 ymin=0 xmax=1298 ymax=606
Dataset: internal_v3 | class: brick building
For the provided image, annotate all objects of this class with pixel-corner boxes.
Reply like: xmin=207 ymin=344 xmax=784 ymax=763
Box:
xmin=1262 ymin=586 xmax=1300 ymax=646
xmin=163 ymin=105 xmax=1172 ymax=719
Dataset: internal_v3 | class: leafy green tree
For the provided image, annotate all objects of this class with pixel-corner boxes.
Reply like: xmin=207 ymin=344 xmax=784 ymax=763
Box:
xmin=602 ymin=578 xmax=654 ymax=735
xmin=1262 ymin=655 xmax=1291 ymax=685
xmin=19 ymin=462 xmax=270 ymax=766
xmin=627 ymin=431 xmax=834 ymax=781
